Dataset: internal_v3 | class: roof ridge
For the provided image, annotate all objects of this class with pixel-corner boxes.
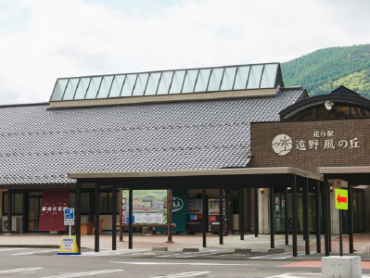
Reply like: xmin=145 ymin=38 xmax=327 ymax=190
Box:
xmin=0 ymin=102 xmax=49 ymax=108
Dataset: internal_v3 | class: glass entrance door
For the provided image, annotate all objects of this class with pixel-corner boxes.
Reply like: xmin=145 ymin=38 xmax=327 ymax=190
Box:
xmin=28 ymin=192 xmax=42 ymax=232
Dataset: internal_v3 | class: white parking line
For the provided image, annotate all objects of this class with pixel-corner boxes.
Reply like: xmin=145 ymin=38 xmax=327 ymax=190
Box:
xmin=111 ymin=261 xmax=250 ymax=266
xmin=40 ymin=269 xmax=124 ymax=278
xmin=80 ymin=248 xmax=149 ymax=257
xmin=250 ymin=251 xmax=312 ymax=260
xmin=0 ymin=267 xmax=43 ymax=274
xmin=12 ymin=249 xmax=59 ymax=256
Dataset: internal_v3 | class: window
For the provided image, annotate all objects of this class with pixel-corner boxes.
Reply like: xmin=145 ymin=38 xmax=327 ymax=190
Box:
xmin=2 ymin=192 xmax=23 ymax=215
xmin=291 ymin=105 xmax=370 ymax=121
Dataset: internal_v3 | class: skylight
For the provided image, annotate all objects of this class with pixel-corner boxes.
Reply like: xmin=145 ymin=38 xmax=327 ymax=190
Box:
xmin=50 ymin=63 xmax=281 ymax=102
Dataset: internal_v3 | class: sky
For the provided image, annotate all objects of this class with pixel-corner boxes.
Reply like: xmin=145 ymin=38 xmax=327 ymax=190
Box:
xmin=0 ymin=0 xmax=369 ymax=105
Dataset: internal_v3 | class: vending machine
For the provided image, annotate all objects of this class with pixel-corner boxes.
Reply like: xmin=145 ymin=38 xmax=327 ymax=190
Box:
xmin=208 ymin=199 xmax=227 ymax=234
xmin=185 ymin=199 xmax=203 ymax=233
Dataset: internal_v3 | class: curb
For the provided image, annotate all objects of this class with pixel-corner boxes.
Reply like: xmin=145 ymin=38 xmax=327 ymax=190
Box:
xmin=0 ymin=245 xmax=60 ymax=248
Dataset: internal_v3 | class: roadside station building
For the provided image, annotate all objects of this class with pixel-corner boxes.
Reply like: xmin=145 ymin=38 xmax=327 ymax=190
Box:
xmin=0 ymin=62 xmax=369 ymax=256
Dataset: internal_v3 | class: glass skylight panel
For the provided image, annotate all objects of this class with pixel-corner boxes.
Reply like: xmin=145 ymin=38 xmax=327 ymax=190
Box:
xmin=145 ymin=72 xmax=161 ymax=95
xmin=207 ymin=68 xmax=223 ymax=91
xmin=169 ymin=70 xmax=185 ymax=94
xmin=51 ymin=62 xmax=280 ymax=103
xmin=74 ymin=77 xmax=91 ymax=100
xmin=63 ymin=78 xmax=79 ymax=100
xmin=51 ymin=79 xmax=68 ymax=101
xmin=108 ymin=75 xmax=125 ymax=98
xmin=85 ymin=77 xmax=102 ymax=99
xmin=194 ymin=69 xmax=211 ymax=92
xmin=97 ymin=76 xmax=114 ymax=98
xmin=121 ymin=74 xmax=137 ymax=97
xmin=247 ymin=65 xmax=264 ymax=89
xmin=157 ymin=71 xmax=173 ymax=95
xmin=182 ymin=70 xmax=198 ymax=93
xmin=133 ymin=73 xmax=149 ymax=96
xmin=221 ymin=67 xmax=238 ymax=90
xmin=260 ymin=64 xmax=278 ymax=88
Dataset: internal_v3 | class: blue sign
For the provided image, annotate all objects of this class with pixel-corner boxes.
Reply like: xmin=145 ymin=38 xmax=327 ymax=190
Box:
xmin=125 ymin=215 xmax=135 ymax=223
xmin=64 ymin=208 xmax=74 ymax=225
xmin=65 ymin=208 xmax=74 ymax=219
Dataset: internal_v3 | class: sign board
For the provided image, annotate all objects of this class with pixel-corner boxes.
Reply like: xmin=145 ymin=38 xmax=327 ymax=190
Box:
xmin=64 ymin=208 xmax=74 ymax=226
xmin=122 ymin=190 xmax=167 ymax=224
xmin=57 ymin=236 xmax=80 ymax=255
xmin=335 ymin=189 xmax=348 ymax=210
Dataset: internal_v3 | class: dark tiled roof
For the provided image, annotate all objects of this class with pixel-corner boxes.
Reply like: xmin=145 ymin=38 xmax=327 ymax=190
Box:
xmin=0 ymin=88 xmax=304 ymax=186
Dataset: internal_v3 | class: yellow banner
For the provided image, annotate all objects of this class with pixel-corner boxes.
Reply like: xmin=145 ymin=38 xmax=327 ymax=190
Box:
xmin=335 ymin=189 xmax=348 ymax=210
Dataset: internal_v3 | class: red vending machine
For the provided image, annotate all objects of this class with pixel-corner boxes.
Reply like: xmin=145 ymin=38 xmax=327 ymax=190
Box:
xmin=208 ymin=199 xmax=227 ymax=234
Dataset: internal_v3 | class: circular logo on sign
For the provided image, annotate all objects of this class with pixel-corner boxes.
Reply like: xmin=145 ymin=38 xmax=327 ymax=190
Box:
xmin=172 ymin=197 xmax=184 ymax=212
xmin=272 ymin=134 xmax=293 ymax=156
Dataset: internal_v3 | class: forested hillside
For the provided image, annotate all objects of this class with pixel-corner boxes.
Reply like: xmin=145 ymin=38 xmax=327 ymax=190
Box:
xmin=281 ymin=44 xmax=370 ymax=97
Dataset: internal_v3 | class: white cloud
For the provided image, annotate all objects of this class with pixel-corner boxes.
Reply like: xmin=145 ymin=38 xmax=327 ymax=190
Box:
xmin=0 ymin=0 xmax=368 ymax=104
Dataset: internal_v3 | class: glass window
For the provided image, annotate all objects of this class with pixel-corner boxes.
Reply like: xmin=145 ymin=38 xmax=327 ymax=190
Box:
xmin=233 ymin=66 xmax=249 ymax=90
xmin=51 ymin=79 xmax=68 ymax=101
xmin=260 ymin=64 xmax=278 ymax=88
xmin=63 ymin=78 xmax=79 ymax=100
xmin=352 ymin=106 xmax=370 ymax=118
xmin=121 ymin=74 xmax=137 ymax=97
xmin=194 ymin=69 xmax=211 ymax=92
xmin=145 ymin=73 xmax=161 ymax=96
xmin=99 ymin=192 xmax=113 ymax=213
xmin=81 ymin=193 xmax=90 ymax=214
xmin=247 ymin=65 xmax=264 ymax=89
xmin=207 ymin=68 xmax=223 ymax=91
xmin=85 ymin=77 xmax=102 ymax=99
xmin=169 ymin=70 xmax=185 ymax=94
xmin=97 ymin=76 xmax=114 ymax=98
xmin=220 ymin=67 xmax=237 ymax=91
xmin=74 ymin=78 xmax=91 ymax=100
xmin=157 ymin=71 xmax=173 ymax=95
xmin=133 ymin=73 xmax=149 ymax=96
xmin=108 ymin=75 xmax=125 ymax=98
xmin=182 ymin=70 xmax=198 ymax=93
xmin=2 ymin=192 xmax=23 ymax=215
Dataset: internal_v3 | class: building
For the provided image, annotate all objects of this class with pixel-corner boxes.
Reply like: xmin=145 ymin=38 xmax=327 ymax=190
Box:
xmin=0 ymin=63 xmax=368 ymax=256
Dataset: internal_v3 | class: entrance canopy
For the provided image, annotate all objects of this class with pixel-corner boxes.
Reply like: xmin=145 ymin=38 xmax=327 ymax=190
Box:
xmin=318 ymin=166 xmax=370 ymax=185
xmin=69 ymin=166 xmax=323 ymax=258
xmin=69 ymin=167 xmax=323 ymax=189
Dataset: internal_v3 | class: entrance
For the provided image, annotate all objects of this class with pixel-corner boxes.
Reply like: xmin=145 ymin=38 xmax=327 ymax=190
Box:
xmin=28 ymin=191 xmax=42 ymax=232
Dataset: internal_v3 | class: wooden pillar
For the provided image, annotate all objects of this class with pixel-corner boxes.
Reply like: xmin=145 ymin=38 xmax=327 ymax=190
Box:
xmin=94 ymin=183 xmax=100 ymax=252
xmin=327 ymin=181 xmax=332 ymax=252
xmin=202 ymin=189 xmax=207 ymax=248
xmin=315 ymin=181 xmax=321 ymax=253
xmin=323 ymin=178 xmax=330 ymax=256
xmin=119 ymin=189 xmax=124 ymax=242
xmin=22 ymin=190 xmax=28 ymax=233
xmin=225 ymin=189 xmax=230 ymax=236
xmin=303 ymin=178 xmax=310 ymax=255
xmin=112 ymin=186 xmax=117 ymax=250
xmin=270 ymin=187 xmax=274 ymax=249
xmin=219 ymin=189 xmax=223 ymax=245
xmin=166 ymin=190 xmax=174 ymax=243
xmin=348 ymin=183 xmax=354 ymax=253
xmin=128 ymin=188 xmax=133 ymax=249
xmin=284 ymin=188 xmax=289 ymax=245
xmin=239 ymin=188 xmax=244 ymax=240
xmin=292 ymin=175 xmax=298 ymax=257
xmin=7 ymin=189 xmax=12 ymax=233
xmin=254 ymin=188 xmax=259 ymax=237
xmin=76 ymin=180 xmax=81 ymax=252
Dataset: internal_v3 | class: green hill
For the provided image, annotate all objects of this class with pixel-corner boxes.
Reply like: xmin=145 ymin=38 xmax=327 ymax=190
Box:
xmin=281 ymin=44 xmax=370 ymax=97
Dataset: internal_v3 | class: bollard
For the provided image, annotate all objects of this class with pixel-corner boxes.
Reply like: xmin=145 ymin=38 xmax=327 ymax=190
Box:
xmin=322 ymin=256 xmax=361 ymax=278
